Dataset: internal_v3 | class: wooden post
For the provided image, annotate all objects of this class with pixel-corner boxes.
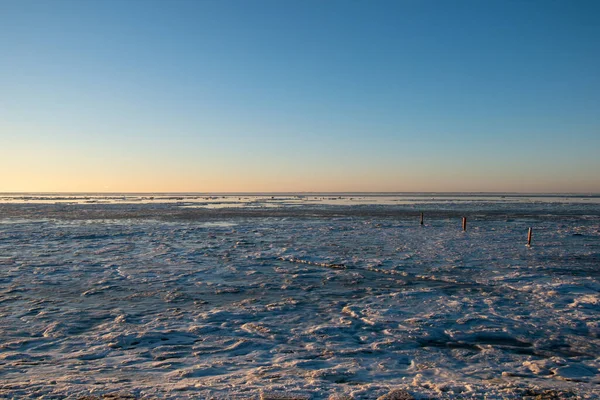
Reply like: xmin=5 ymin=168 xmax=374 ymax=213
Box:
xmin=527 ymin=227 xmax=532 ymax=246
xmin=462 ymin=217 xmax=467 ymax=231
xmin=420 ymin=212 xmax=424 ymax=225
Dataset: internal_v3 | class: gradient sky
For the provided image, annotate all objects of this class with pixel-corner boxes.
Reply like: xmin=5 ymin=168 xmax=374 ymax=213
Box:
xmin=1 ymin=0 xmax=599 ymax=193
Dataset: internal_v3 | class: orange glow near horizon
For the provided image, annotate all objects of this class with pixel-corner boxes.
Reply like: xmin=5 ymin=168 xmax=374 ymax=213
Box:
xmin=2 ymin=161 xmax=598 ymax=194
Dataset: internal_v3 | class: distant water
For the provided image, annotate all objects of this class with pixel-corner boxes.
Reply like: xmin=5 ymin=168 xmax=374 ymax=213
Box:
xmin=1 ymin=194 xmax=599 ymax=399
xmin=1 ymin=192 xmax=600 ymax=205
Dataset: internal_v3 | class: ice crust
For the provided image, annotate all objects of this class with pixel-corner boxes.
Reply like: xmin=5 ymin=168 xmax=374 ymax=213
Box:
xmin=0 ymin=196 xmax=599 ymax=399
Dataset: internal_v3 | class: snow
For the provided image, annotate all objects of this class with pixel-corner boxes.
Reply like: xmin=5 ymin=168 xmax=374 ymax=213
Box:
xmin=0 ymin=194 xmax=599 ymax=399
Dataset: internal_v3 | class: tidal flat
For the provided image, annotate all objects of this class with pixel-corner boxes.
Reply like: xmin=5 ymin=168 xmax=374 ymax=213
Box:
xmin=1 ymin=194 xmax=599 ymax=399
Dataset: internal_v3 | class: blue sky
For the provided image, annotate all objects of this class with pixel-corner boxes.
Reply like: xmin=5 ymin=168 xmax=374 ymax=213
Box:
xmin=1 ymin=0 xmax=599 ymax=192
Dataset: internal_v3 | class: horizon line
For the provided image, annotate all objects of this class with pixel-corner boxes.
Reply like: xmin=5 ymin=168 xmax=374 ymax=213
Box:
xmin=1 ymin=191 xmax=599 ymax=196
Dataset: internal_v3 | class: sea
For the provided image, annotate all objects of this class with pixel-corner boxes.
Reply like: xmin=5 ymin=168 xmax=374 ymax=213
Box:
xmin=1 ymin=193 xmax=599 ymax=399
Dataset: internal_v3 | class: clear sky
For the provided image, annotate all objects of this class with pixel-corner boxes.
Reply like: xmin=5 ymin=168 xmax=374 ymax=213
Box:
xmin=1 ymin=0 xmax=599 ymax=193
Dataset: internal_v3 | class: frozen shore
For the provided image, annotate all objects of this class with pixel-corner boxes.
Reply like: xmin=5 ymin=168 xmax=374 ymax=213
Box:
xmin=1 ymin=195 xmax=599 ymax=398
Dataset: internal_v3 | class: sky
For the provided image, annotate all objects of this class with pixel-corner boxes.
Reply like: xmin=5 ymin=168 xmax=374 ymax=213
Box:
xmin=1 ymin=0 xmax=599 ymax=193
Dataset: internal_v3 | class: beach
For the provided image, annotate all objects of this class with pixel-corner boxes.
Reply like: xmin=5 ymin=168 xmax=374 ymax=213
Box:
xmin=1 ymin=194 xmax=599 ymax=399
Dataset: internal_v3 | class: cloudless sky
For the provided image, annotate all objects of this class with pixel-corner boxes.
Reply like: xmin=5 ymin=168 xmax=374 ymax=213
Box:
xmin=1 ymin=0 xmax=599 ymax=192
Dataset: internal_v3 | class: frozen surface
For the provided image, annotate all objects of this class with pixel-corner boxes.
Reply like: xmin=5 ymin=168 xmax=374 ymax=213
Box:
xmin=0 ymin=195 xmax=599 ymax=399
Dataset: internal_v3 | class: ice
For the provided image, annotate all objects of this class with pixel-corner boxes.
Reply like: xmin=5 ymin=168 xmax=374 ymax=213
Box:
xmin=0 ymin=195 xmax=599 ymax=398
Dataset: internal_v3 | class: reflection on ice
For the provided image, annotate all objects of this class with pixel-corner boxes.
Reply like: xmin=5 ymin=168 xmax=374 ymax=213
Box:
xmin=1 ymin=192 xmax=600 ymax=207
